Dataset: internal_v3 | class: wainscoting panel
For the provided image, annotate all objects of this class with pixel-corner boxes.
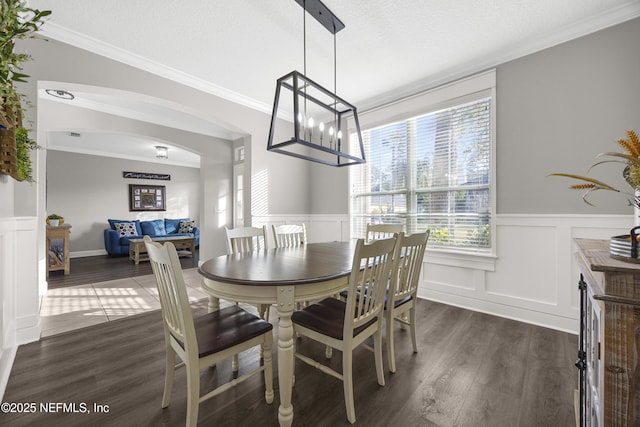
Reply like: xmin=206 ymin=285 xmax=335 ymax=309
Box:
xmin=1 ymin=216 xmax=46 ymax=399
xmin=422 ymin=214 xmax=632 ymax=334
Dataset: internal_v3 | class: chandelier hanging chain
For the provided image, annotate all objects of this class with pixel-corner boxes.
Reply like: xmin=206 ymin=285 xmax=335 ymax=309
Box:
xmin=266 ymin=0 xmax=365 ymax=167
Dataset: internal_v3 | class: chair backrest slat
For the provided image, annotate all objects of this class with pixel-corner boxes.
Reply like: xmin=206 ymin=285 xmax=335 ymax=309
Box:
xmin=272 ymin=224 xmax=307 ymax=248
xmin=225 ymin=226 xmax=268 ymax=254
xmin=144 ymin=236 xmax=197 ymax=353
xmin=365 ymin=223 xmax=402 ymax=243
xmin=345 ymin=237 xmax=397 ymax=334
xmin=391 ymin=231 xmax=429 ymax=300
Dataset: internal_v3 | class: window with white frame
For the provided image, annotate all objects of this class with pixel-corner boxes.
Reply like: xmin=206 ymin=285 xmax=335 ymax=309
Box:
xmin=350 ymin=71 xmax=495 ymax=253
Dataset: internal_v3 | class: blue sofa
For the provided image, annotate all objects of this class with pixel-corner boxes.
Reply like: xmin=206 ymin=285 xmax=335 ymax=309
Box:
xmin=104 ymin=218 xmax=200 ymax=256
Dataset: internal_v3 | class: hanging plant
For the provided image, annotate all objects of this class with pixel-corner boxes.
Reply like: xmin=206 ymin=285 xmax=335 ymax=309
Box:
xmin=0 ymin=0 xmax=51 ymax=181
xmin=15 ymin=126 xmax=39 ymax=181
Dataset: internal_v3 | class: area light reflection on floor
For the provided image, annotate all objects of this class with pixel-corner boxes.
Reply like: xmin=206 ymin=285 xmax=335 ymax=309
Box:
xmin=40 ymin=268 xmax=207 ymax=337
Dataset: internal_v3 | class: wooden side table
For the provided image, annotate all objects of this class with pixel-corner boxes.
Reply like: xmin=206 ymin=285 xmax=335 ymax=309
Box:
xmin=46 ymin=223 xmax=71 ymax=277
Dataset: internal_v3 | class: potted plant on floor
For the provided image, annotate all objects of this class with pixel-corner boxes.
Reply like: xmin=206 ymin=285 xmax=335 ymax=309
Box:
xmin=0 ymin=0 xmax=51 ymax=182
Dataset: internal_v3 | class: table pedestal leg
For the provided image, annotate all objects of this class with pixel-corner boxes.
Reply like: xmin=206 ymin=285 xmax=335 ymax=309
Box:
xmin=206 ymin=295 xmax=220 ymax=313
xmin=277 ymin=285 xmax=295 ymax=427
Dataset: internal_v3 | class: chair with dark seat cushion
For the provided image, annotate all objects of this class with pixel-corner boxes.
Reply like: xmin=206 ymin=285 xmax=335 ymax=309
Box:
xmin=292 ymin=237 xmax=397 ymax=424
xmin=385 ymin=231 xmax=429 ymax=373
xmin=144 ymin=236 xmax=274 ymax=427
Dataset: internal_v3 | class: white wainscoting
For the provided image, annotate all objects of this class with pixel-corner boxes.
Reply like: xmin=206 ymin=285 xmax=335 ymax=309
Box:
xmin=0 ymin=216 xmax=40 ymax=399
xmin=255 ymin=213 xmax=632 ymax=335
xmin=252 ymin=214 xmax=351 ymax=247
xmin=421 ymin=214 xmax=632 ymax=334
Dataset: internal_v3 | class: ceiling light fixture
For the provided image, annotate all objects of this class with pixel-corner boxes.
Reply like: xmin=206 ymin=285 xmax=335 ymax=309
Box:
xmin=45 ymin=89 xmax=74 ymax=100
xmin=155 ymin=146 xmax=168 ymax=159
xmin=267 ymin=0 xmax=365 ymax=167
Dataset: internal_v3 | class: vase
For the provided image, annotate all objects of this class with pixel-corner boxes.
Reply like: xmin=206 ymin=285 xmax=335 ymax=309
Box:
xmin=49 ymin=219 xmax=59 ymax=227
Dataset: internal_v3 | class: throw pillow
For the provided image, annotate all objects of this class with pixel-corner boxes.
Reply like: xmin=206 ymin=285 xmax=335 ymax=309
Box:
xmin=115 ymin=222 xmax=139 ymax=237
xmin=178 ymin=220 xmax=196 ymax=233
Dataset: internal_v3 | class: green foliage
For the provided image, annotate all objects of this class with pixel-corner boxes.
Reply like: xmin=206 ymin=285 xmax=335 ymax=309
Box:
xmin=429 ymin=227 xmax=449 ymax=244
xmin=15 ymin=126 xmax=38 ymax=181
xmin=47 ymin=213 xmax=62 ymax=220
xmin=1 ymin=0 xmax=51 ymax=128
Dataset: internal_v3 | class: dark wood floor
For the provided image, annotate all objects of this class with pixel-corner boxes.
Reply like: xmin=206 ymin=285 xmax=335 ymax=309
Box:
xmin=3 ymin=295 xmax=578 ymax=426
xmin=46 ymin=250 xmax=200 ymax=288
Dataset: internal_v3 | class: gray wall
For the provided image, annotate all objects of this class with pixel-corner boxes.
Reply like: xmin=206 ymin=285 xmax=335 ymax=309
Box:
xmin=13 ymin=16 xmax=640 ymax=232
xmin=306 ymin=17 xmax=640 ymax=217
xmin=47 ymin=151 xmax=200 ymax=253
xmin=497 ymin=17 xmax=640 ymax=214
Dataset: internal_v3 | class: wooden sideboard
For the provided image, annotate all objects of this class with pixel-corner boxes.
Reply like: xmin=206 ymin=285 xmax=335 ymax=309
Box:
xmin=46 ymin=224 xmax=71 ymax=277
xmin=574 ymin=238 xmax=640 ymax=426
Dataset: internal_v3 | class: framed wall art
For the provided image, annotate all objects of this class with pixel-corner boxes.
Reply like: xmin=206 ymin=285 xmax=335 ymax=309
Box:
xmin=129 ymin=184 xmax=166 ymax=211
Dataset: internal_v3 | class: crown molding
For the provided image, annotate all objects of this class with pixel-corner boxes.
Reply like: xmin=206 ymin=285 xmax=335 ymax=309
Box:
xmin=359 ymin=2 xmax=640 ymax=111
xmin=38 ymin=22 xmax=274 ymax=116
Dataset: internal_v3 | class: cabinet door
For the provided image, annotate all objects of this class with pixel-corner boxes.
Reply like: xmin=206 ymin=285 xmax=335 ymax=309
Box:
xmin=585 ymin=290 xmax=603 ymax=427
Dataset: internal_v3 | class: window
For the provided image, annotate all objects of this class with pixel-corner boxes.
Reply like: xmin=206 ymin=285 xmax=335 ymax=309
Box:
xmin=350 ymin=72 xmax=495 ymax=253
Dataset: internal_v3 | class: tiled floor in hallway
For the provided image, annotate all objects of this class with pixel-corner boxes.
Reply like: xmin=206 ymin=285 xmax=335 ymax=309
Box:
xmin=39 ymin=268 xmax=209 ymax=337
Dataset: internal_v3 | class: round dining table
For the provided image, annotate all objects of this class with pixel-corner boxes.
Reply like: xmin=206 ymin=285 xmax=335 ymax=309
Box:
xmin=198 ymin=240 xmax=357 ymax=427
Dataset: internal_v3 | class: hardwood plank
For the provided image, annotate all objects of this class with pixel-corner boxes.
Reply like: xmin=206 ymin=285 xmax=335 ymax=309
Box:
xmin=46 ymin=250 xmax=199 ymax=289
xmin=2 ymin=299 xmax=577 ymax=427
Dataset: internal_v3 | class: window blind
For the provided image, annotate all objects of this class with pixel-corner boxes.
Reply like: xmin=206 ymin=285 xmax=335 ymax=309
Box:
xmin=350 ymin=96 xmax=492 ymax=250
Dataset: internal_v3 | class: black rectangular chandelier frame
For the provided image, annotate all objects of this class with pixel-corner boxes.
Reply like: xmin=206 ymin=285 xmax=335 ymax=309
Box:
xmin=266 ymin=0 xmax=366 ymax=167
xmin=267 ymin=71 xmax=365 ymax=167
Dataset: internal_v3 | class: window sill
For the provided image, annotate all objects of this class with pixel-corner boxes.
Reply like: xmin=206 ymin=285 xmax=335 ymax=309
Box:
xmin=424 ymin=248 xmax=497 ymax=272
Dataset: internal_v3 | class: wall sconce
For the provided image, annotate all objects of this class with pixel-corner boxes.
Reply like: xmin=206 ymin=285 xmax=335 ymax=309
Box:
xmin=155 ymin=146 xmax=168 ymax=159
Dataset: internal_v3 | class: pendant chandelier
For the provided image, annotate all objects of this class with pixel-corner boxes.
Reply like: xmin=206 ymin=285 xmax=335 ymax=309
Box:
xmin=267 ymin=0 xmax=365 ymax=167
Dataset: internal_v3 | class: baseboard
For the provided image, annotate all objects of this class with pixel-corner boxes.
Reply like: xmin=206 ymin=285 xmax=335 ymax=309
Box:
xmin=70 ymin=249 xmax=107 ymax=258
xmin=0 ymin=346 xmax=17 ymax=401
xmin=418 ymin=290 xmax=578 ymax=334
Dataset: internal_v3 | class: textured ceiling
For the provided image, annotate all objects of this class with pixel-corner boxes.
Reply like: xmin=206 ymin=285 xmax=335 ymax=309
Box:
xmin=27 ymin=0 xmax=640 ymax=164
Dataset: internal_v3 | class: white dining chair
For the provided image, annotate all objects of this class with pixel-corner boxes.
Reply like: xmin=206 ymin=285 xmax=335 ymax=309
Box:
xmin=291 ymin=237 xmax=397 ymax=424
xmin=143 ymin=236 xmax=274 ymax=427
xmin=224 ymin=225 xmax=268 ymax=254
xmin=272 ymin=223 xmax=307 ymax=248
xmin=385 ymin=231 xmax=429 ymax=373
xmin=224 ymin=225 xmax=271 ymax=366
xmin=365 ymin=223 xmax=402 ymax=242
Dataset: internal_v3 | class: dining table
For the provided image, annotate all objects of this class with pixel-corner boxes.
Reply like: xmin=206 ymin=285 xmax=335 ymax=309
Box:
xmin=198 ymin=240 xmax=357 ymax=427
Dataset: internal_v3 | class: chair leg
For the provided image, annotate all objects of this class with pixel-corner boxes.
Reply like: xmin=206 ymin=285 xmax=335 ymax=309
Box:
xmin=162 ymin=348 xmax=176 ymax=408
xmin=185 ymin=361 xmax=200 ymax=427
xmin=263 ymin=335 xmax=274 ymax=404
xmin=342 ymin=350 xmax=356 ymax=424
xmin=409 ymin=305 xmax=418 ymax=353
xmin=374 ymin=325 xmax=385 ymax=386
xmin=386 ymin=310 xmax=396 ymax=373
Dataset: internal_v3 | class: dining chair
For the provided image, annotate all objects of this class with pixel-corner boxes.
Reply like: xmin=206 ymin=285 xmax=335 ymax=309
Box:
xmin=365 ymin=223 xmax=403 ymax=242
xmin=224 ymin=225 xmax=268 ymax=254
xmin=272 ymin=223 xmax=307 ymax=248
xmin=224 ymin=225 xmax=271 ymax=364
xmin=143 ymin=236 xmax=274 ymax=427
xmin=385 ymin=230 xmax=429 ymax=373
xmin=291 ymin=237 xmax=397 ymax=424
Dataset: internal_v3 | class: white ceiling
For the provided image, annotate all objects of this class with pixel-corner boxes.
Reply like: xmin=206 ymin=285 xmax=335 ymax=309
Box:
xmin=28 ymin=0 xmax=640 ymax=165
